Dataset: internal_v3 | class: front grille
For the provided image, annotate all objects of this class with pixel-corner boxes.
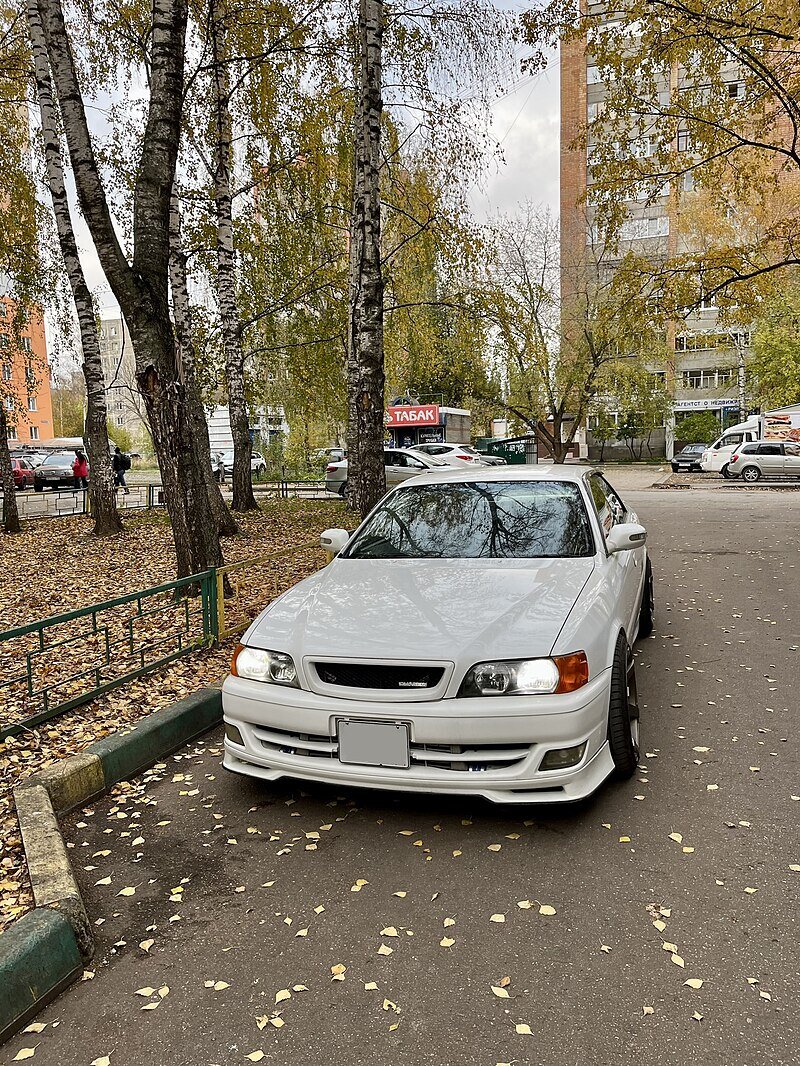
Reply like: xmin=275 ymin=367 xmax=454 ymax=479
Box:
xmin=250 ymin=724 xmax=530 ymax=774
xmin=313 ymin=662 xmax=445 ymax=690
xmin=410 ymin=742 xmax=530 ymax=772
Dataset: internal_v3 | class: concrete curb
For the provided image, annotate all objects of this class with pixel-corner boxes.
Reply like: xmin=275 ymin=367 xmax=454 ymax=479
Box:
xmin=1 ymin=686 xmax=222 ymax=1045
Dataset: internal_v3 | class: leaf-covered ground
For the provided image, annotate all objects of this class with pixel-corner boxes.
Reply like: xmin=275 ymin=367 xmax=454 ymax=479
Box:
xmin=0 ymin=499 xmax=346 ymax=932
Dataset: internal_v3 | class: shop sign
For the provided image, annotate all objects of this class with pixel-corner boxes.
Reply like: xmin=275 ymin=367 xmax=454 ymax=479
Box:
xmin=385 ymin=404 xmax=440 ymax=427
xmin=674 ymin=398 xmax=739 ymax=411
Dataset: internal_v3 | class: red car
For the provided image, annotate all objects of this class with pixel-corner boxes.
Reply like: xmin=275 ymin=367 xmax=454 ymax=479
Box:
xmin=11 ymin=457 xmax=35 ymax=490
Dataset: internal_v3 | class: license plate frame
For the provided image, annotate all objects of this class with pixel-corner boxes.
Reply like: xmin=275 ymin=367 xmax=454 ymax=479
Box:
xmin=337 ymin=719 xmax=411 ymax=769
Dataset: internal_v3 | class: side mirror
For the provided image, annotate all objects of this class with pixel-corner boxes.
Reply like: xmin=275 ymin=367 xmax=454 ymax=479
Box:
xmin=606 ymin=522 xmax=647 ymax=555
xmin=320 ymin=528 xmax=350 ymax=556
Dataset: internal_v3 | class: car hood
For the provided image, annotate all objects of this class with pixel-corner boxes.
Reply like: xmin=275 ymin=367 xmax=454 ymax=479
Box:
xmin=244 ymin=557 xmax=595 ymax=664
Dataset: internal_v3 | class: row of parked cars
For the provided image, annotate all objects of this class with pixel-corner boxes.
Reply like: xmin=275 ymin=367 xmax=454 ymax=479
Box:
xmin=9 ymin=452 xmax=86 ymax=491
xmin=671 ymin=440 xmax=800 ymax=481
xmin=324 ymin=443 xmax=506 ymax=496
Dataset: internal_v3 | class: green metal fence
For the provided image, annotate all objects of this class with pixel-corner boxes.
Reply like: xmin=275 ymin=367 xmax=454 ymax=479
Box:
xmin=0 ymin=541 xmax=330 ymax=741
xmin=0 ymin=571 xmax=216 ymax=741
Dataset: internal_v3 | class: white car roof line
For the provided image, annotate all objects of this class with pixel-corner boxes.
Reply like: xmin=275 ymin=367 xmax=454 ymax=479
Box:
xmin=393 ymin=464 xmax=596 ymax=485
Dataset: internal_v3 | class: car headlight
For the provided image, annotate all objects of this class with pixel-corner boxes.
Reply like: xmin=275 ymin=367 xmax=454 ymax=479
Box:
xmin=231 ymin=645 xmax=299 ymax=687
xmin=458 ymin=653 xmax=588 ymax=697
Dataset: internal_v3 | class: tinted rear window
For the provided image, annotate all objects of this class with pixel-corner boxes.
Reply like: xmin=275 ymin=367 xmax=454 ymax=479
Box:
xmin=344 ymin=481 xmax=595 ymax=559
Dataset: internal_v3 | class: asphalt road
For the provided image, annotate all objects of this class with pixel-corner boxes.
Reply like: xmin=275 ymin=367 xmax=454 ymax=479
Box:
xmin=5 ymin=488 xmax=799 ymax=1066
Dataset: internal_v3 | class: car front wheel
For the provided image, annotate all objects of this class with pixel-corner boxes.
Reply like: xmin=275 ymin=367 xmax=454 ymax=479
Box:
xmin=607 ymin=635 xmax=640 ymax=779
xmin=741 ymin=466 xmax=762 ymax=483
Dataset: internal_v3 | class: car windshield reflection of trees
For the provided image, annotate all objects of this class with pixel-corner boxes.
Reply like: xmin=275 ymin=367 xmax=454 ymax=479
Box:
xmin=345 ymin=482 xmax=593 ymax=560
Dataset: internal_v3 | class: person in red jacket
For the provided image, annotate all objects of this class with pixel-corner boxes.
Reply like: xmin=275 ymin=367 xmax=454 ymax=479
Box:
xmin=72 ymin=449 xmax=89 ymax=490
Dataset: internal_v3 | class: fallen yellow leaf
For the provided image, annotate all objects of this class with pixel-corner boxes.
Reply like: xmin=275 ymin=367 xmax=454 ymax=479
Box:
xmin=275 ymin=989 xmax=291 ymax=1004
xmin=134 ymin=987 xmax=155 ymax=997
xmin=684 ymin=979 xmax=703 ymax=989
xmin=246 ymin=1053 xmax=265 ymax=1062
xmin=515 ymin=1023 xmax=533 ymax=1035
xmin=671 ymin=954 xmax=685 ymax=968
xmin=538 ymin=904 xmax=556 ymax=916
xmin=377 ymin=944 xmax=393 ymax=956
xmin=440 ymin=937 xmax=455 ymax=948
xmin=381 ymin=927 xmax=399 ymax=937
xmin=491 ymin=986 xmax=510 ymax=998
xmin=490 ymin=913 xmax=506 ymax=923
xmin=13 ymin=1050 xmax=36 ymax=1061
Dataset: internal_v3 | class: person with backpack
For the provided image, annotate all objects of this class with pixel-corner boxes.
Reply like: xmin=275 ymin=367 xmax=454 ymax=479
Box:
xmin=112 ymin=446 xmax=131 ymax=494
xmin=72 ymin=449 xmax=89 ymax=490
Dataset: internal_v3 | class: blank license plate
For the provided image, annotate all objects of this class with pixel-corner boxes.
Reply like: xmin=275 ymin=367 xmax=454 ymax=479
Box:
xmin=337 ymin=720 xmax=410 ymax=769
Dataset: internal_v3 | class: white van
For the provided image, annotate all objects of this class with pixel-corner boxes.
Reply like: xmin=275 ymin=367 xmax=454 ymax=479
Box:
xmin=700 ymin=419 xmax=759 ymax=477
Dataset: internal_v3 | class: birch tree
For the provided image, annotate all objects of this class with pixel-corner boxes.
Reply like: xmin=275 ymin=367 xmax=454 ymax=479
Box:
xmin=27 ymin=0 xmax=121 ymax=536
xmin=36 ymin=0 xmax=223 ymax=577
xmin=346 ymin=0 xmax=515 ymax=514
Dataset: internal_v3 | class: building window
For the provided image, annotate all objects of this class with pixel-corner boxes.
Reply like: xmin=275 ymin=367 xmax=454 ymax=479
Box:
xmin=620 ymin=216 xmax=669 ymax=240
xmin=587 ymin=101 xmax=605 ymax=122
xmin=4 ymin=396 xmax=12 ymax=410
xmin=587 ymin=66 xmax=602 ymax=85
xmin=682 ymin=173 xmax=695 ymax=192
xmin=727 ymin=81 xmax=745 ymax=99
xmin=29 ymin=425 xmax=39 ymax=440
xmin=5 ymin=424 xmax=16 ymax=440
xmin=27 ymin=396 xmax=37 ymax=412
xmin=116 ymin=416 xmax=125 ymax=426
xmin=1 ymin=365 xmax=10 ymax=382
xmin=21 ymin=337 xmax=32 ymax=352
xmin=677 ymin=130 xmax=692 ymax=152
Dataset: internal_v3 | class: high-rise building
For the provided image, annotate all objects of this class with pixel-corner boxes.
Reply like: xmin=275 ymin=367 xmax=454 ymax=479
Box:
xmin=99 ymin=313 xmax=148 ymax=443
xmin=560 ymin=25 xmax=749 ymax=457
xmin=0 ymin=296 xmax=55 ymax=447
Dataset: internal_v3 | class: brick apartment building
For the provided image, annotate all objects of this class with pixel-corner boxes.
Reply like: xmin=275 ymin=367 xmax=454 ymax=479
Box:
xmin=0 ymin=297 xmax=54 ymax=447
xmin=560 ymin=21 xmax=751 ymax=458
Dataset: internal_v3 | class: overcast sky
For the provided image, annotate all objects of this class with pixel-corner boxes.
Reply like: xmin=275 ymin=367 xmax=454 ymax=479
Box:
xmin=63 ymin=50 xmax=561 ymax=352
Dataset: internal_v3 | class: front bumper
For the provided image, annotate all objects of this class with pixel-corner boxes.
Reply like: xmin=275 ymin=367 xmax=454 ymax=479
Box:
xmin=221 ymin=671 xmax=615 ymax=804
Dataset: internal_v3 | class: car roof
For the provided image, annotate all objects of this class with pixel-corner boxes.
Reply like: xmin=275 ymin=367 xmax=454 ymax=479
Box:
xmin=403 ymin=463 xmax=594 ymax=486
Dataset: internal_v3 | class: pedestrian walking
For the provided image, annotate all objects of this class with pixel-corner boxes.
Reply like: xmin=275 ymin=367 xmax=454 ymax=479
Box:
xmin=72 ymin=448 xmax=89 ymax=490
xmin=112 ymin=446 xmax=131 ymax=494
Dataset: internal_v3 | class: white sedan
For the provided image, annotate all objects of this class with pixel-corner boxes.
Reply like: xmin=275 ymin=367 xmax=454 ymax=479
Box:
xmin=222 ymin=466 xmax=653 ymax=804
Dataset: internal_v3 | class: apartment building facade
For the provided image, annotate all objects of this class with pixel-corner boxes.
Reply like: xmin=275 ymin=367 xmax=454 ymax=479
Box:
xmin=0 ymin=297 xmax=55 ymax=447
xmin=99 ymin=314 xmax=149 ymax=444
xmin=560 ymin=17 xmax=751 ymax=457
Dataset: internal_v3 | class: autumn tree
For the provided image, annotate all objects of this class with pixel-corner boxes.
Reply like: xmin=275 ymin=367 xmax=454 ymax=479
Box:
xmin=748 ymin=278 xmax=800 ymax=409
xmin=0 ymin=5 xmax=49 ymax=535
xmin=346 ymin=0 xmax=515 ymax=515
xmin=36 ymin=0 xmax=223 ymax=577
xmin=477 ymin=204 xmax=668 ymax=460
xmin=27 ymin=0 xmax=121 ymax=535
xmin=523 ymin=0 xmax=800 ymax=309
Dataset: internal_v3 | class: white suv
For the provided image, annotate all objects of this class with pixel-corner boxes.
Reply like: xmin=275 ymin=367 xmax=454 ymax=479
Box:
xmin=727 ymin=440 xmax=800 ymax=481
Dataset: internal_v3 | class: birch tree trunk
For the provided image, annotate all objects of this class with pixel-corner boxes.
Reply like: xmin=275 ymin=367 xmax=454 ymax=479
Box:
xmin=347 ymin=0 xmax=386 ymax=517
xmin=27 ymin=0 xmax=122 ymax=537
xmin=0 ymin=404 xmax=21 ymax=535
xmin=210 ymin=0 xmax=257 ymax=512
xmin=37 ymin=0 xmax=223 ymax=578
xmin=168 ymin=192 xmax=239 ymax=537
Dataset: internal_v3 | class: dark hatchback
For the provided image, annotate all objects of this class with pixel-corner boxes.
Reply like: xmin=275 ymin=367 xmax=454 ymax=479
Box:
xmin=671 ymin=444 xmax=706 ymax=473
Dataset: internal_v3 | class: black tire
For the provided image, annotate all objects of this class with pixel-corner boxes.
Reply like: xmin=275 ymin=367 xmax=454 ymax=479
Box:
xmin=338 ymin=480 xmax=348 ymax=499
xmin=637 ymin=558 xmax=654 ymax=639
xmin=34 ymin=482 xmax=42 ymax=492
xmin=721 ymin=464 xmax=734 ymax=479
xmin=741 ymin=465 xmax=762 ymax=483
xmin=607 ymin=635 xmax=640 ymax=779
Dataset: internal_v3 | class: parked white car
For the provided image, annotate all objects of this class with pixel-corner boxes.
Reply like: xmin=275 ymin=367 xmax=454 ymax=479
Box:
xmin=222 ymin=467 xmax=652 ymax=804
xmin=412 ymin=443 xmax=500 ymax=467
xmin=324 ymin=447 xmax=453 ymax=497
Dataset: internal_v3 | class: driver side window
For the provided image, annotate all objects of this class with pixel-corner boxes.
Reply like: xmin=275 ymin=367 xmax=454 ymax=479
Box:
xmin=589 ymin=474 xmax=625 ymax=535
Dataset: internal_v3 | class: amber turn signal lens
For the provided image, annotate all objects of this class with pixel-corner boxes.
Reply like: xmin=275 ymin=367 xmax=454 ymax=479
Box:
xmin=230 ymin=643 xmax=245 ymax=676
xmin=554 ymin=651 xmax=589 ymax=693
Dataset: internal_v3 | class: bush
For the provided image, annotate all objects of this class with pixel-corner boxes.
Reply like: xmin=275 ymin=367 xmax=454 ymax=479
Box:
xmin=674 ymin=411 xmax=721 ymax=445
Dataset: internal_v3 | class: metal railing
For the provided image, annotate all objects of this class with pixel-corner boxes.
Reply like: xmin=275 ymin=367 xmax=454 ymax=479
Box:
xmin=0 ymin=541 xmax=329 ymax=740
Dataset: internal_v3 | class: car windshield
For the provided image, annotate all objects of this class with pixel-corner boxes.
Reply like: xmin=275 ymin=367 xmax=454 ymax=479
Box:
xmin=343 ymin=480 xmax=595 ymax=560
xmin=42 ymin=455 xmax=73 ymax=469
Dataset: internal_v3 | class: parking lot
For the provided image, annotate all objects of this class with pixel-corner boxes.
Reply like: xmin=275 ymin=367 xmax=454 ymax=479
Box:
xmin=5 ymin=487 xmax=799 ymax=1066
